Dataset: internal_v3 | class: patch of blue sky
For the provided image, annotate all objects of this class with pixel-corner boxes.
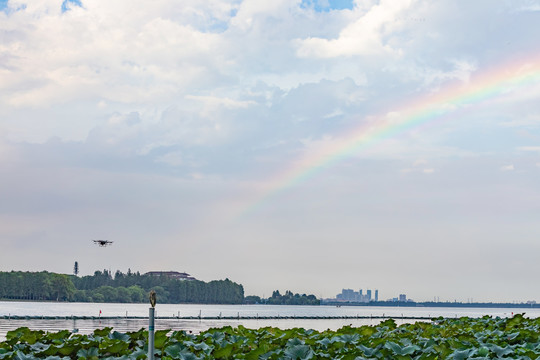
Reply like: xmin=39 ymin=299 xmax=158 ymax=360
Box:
xmin=61 ymin=0 xmax=82 ymax=12
xmin=192 ymin=12 xmax=237 ymax=34
xmin=0 ymin=0 xmax=26 ymax=14
xmin=204 ymin=19 xmax=230 ymax=33
xmin=300 ymin=0 xmax=354 ymax=12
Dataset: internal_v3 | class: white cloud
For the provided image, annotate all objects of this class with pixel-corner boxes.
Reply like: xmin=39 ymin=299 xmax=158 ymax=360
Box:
xmin=421 ymin=59 xmax=477 ymax=88
xmin=500 ymin=164 xmax=514 ymax=171
xmin=155 ymin=151 xmax=184 ymax=167
xmin=401 ymin=160 xmax=434 ymax=174
xmin=231 ymin=0 xmax=292 ymax=30
xmin=256 ymin=64 xmax=368 ymax=92
xmin=185 ymin=95 xmax=256 ymax=109
xmin=0 ymin=139 xmax=16 ymax=164
xmin=517 ymin=146 xmax=540 ymax=152
xmin=515 ymin=4 xmax=540 ymax=12
xmin=297 ymin=0 xmax=416 ymax=58
xmin=500 ymin=114 xmax=540 ymax=128
xmin=0 ymin=1 xmax=226 ymax=109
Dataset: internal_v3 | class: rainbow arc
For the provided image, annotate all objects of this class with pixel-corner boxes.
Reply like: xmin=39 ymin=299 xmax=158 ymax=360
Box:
xmin=236 ymin=56 xmax=540 ymax=218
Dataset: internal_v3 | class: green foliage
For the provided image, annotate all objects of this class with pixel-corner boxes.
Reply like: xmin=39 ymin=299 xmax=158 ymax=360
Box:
xmin=266 ymin=290 xmax=320 ymax=305
xmin=2 ymin=316 xmax=540 ymax=359
xmin=0 ymin=270 xmax=244 ymax=304
xmin=244 ymin=295 xmax=262 ymax=304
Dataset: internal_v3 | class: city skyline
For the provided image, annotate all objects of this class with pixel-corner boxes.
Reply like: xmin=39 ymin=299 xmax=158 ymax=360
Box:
xmin=1 ymin=0 xmax=539 ymax=303
xmin=7 ymin=264 xmax=540 ymax=304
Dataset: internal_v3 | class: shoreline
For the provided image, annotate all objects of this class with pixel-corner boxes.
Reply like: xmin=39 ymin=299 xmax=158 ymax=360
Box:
xmin=2 ymin=298 xmax=538 ymax=309
xmin=322 ymin=301 xmax=540 ymax=309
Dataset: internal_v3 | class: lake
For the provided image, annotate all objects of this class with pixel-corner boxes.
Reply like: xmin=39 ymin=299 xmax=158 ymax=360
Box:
xmin=1 ymin=301 xmax=539 ymax=340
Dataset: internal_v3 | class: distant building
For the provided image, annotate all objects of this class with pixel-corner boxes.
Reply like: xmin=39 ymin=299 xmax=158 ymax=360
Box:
xmin=336 ymin=288 xmax=375 ymax=303
xmin=399 ymin=294 xmax=407 ymax=302
xmin=375 ymin=290 xmax=378 ymax=302
xmin=145 ymin=271 xmax=196 ymax=281
xmin=343 ymin=289 xmax=355 ymax=301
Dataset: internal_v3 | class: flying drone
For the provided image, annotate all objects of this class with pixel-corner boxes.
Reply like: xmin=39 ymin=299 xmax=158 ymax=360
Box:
xmin=93 ymin=239 xmax=113 ymax=247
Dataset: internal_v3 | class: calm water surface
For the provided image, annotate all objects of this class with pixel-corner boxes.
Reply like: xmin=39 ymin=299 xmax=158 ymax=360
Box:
xmin=1 ymin=301 xmax=538 ymax=340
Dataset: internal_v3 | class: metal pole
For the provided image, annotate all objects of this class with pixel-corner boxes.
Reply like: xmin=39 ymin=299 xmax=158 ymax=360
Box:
xmin=148 ymin=307 xmax=155 ymax=360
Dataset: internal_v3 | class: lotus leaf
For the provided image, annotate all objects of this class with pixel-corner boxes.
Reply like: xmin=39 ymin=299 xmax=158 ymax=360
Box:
xmin=489 ymin=343 xmax=514 ymax=357
xmin=13 ymin=350 xmax=36 ymax=360
xmin=1 ymin=316 xmax=540 ymax=359
xmin=283 ymin=344 xmax=313 ymax=360
xmin=93 ymin=328 xmax=112 ymax=337
xmin=286 ymin=338 xmax=304 ymax=347
xmin=109 ymin=332 xmax=131 ymax=342
xmin=153 ymin=330 xmax=170 ymax=349
xmin=99 ymin=339 xmax=129 ymax=356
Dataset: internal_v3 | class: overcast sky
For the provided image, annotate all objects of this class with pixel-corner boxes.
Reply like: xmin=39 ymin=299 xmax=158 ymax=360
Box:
xmin=1 ymin=0 xmax=540 ymax=303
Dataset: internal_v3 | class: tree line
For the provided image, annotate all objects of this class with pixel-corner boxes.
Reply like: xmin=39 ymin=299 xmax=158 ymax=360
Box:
xmin=0 ymin=271 xmax=74 ymax=301
xmin=0 ymin=270 xmax=244 ymax=304
xmin=244 ymin=290 xmax=320 ymax=305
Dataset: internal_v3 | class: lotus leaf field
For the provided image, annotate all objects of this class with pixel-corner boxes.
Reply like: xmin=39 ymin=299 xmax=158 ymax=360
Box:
xmin=1 ymin=315 xmax=539 ymax=359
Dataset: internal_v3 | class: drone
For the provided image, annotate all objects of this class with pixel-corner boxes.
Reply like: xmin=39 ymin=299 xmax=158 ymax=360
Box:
xmin=93 ymin=239 xmax=114 ymax=247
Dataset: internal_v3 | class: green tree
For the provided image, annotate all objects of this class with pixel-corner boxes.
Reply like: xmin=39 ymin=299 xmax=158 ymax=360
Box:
xmin=128 ymin=285 xmax=145 ymax=302
xmin=150 ymin=286 xmax=169 ymax=304
xmin=244 ymin=295 xmax=262 ymax=304
xmin=0 ymin=269 xmax=246 ymax=304
xmin=33 ymin=272 xmax=51 ymax=300
xmin=115 ymin=287 xmax=131 ymax=303
xmin=50 ymin=274 xmax=75 ymax=301
xmin=94 ymin=286 xmax=117 ymax=302
xmin=91 ymin=292 xmax=104 ymax=302
xmin=73 ymin=289 xmax=90 ymax=302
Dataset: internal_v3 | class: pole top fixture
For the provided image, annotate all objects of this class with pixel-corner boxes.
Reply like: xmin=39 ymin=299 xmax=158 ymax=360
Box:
xmin=149 ymin=290 xmax=156 ymax=308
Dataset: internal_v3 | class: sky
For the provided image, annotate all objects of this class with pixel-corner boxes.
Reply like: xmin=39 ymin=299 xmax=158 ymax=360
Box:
xmin=1 ymin=0 xmax=540 ymax=303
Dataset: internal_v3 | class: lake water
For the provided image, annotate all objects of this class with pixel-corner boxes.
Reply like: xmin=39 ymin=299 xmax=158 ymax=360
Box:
xmin=1 ymin=301 xmax=539 ymax=340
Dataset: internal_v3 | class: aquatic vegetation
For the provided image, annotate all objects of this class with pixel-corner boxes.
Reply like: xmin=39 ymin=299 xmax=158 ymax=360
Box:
xmin=1 ymin=315 xmax=539 ymax=359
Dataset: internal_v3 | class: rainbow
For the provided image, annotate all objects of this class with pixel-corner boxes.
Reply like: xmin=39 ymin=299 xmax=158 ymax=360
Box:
xmin=237 ymin=56 xmax=540 ymax=218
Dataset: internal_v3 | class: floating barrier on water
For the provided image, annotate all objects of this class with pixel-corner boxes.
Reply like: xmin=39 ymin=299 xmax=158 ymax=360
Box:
xmin=1 ymin=315 xmax=434 ymax=321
